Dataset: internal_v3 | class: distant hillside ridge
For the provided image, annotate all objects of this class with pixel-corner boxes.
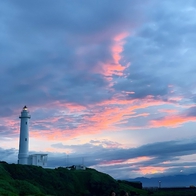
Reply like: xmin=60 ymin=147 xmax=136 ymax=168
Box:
xmin=128 ymin=173 xmax=196 ymax=188
xmin=0 ymin=161 xmax=145 ymax=196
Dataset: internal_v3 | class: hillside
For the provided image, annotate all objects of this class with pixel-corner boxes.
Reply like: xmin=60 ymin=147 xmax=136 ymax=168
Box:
xmin=129 ymin=173 xmax=196 ymax=188
xmin=0 ymin=162 xmax=144 ymax=196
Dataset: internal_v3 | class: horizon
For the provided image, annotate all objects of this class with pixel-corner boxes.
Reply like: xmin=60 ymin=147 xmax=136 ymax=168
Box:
xmin=1 ymin=0 xmax=196 ymax=182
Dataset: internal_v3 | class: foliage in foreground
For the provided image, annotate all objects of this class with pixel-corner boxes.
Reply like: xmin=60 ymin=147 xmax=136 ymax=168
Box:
xmin=1 ymin=162 xmax=196 ymax=195
xmin=0 ymin=162 xmax=143 ymax=196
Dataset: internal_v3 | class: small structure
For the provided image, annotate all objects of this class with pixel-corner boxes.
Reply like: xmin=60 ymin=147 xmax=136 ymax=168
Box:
xmin=75 ymin=165 xmax=86 ymax=170
xmin=66 ymin=165 xmax=86 ymax=170
xmin=18 ymin=106 xmax=48 ymax=167
xmin=28 ymin=154 xmax=48 ymax=166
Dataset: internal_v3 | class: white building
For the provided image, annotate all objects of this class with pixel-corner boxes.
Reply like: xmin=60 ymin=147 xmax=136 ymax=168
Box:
xmin=18 ymin=106 xmax=48 ymax=167
xmin=28 ymin=154 xmax=48 ymax=166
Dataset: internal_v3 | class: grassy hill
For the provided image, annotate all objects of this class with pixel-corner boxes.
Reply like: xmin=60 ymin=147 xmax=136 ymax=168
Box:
xmin=0 ymin=162 xmax=144 ymax=196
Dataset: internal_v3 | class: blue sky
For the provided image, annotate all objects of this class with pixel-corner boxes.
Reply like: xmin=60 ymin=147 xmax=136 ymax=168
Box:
xmin=1 ymin=0 xmax=196 ymax=180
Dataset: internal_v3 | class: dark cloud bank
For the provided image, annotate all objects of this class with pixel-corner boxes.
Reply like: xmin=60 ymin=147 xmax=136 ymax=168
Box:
xmin=2 ymin=138 xmax=196 ymax=179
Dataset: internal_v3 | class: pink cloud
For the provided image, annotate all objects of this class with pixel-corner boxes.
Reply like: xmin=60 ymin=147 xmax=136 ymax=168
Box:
xmin=139 ymin=166 xmax=166 ymax=175
xmin=3 ymin=93 xmax=173 ymax=143
xmin=94 ymin=32 xmax=130 ymax=77
xmin=158 ymin=109 xmax=178 ymax=114
xmin=27 ymin=96 xmax=169 ymax=140
xmin=99 ymin=156 xmax=153 ymax=167
xmin=150 ymin=115 xmax=196 ymax=128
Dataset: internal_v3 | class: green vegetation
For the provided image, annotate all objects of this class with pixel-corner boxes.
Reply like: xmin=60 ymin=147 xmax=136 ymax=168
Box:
xmin=0 ymin=162 xmax=143 ymax=196
xmin=2 ymin=162 xmax=196 ymax=196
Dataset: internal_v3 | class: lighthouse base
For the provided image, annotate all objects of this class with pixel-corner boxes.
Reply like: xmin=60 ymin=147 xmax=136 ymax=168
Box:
xmin=18 ymin=156 xmax=28 ymax=165
xmin=18 ymin=154 xmax=48 ymax=167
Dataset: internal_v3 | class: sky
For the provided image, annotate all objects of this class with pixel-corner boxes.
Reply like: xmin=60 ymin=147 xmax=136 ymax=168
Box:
xmin=1 ymin=0 xmax=196 ymax=180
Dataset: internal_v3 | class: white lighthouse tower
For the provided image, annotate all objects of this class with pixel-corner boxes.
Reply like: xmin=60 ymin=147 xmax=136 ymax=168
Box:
xmin=18 ymin=106 xmax=31 ymax=164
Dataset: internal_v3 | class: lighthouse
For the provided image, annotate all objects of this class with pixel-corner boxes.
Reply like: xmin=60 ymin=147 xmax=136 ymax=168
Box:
xmin=18 ymin=106 xmax=31 ymax=164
